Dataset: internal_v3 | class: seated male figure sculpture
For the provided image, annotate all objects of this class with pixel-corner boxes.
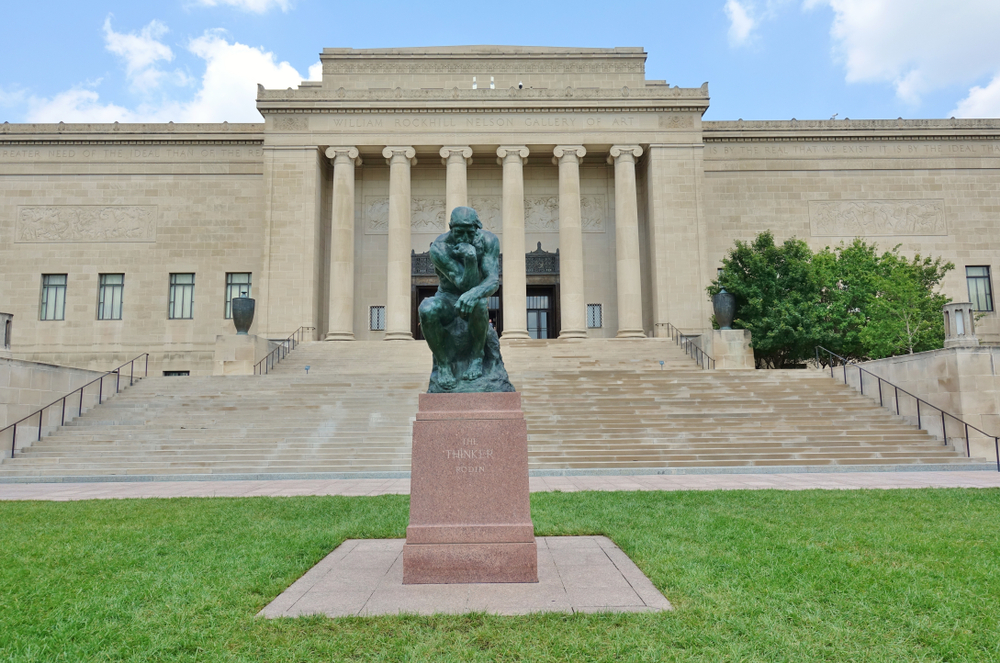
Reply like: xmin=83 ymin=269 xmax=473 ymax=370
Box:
xmin=418 ymin=206 xmax=514 ymax=393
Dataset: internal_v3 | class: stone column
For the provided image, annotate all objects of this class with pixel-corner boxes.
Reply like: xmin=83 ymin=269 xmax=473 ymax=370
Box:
xmin=440 ymin=146 xmax=473 ymax=222
xmin=497 ymin=146 xmax=530 ymax=339
xmin=324 ymin=147 xmax=361 ymax=340
xmin=608 ymin=145 xmax=645 ymax=338
xmin=383 ymin=146 xmax=417 ymax=341
xmin=553 ymin=145 xmax=588 ymax=339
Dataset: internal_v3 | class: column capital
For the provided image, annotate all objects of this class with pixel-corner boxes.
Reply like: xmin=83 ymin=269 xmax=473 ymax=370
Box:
xmin=552 ymin=145 xmax=587 ymax=161
xmin=382 ymin=145 xmax=417 ymax=165
xmin=325 ymin=146 xmax=361 ymax=166
xmin=439 ymin=145 xmax=473 ymax=165
xmin=496 ymin=145 xmax=529 ymax=164
xmin=607 ymin=145 xmax=643 ymax=164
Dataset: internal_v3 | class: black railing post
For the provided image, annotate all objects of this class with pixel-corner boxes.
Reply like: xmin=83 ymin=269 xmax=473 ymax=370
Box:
xmin=80 ymin=387 xmax=85 ymax=418
xmin=941 ymin=411 xmax=947 ymax=446
xmin=116 ymin=369 xmax=121 ymax=394
xmin=37 ymin=409 xmax=43 ymax=442
xmin=966 ymin=424 xmax=971 ymax=457
xmin=130 ymin=358 xmax=135 ymax=386
xmin=895 ymin=386 xmax=900 ymax=415
xmin=61 ymin=397 xmax=66 ymax=426
xmin=996 ymin=438 xmax=999 ymax=472
xmin=859 ymin=368 xmax=864 ymax=396
xmin=11 ymin=423 xmax=16 ymax=458
xmin=878 ymin=377 xmax=884 ymax=407
xmin=98 ymin=376 xmax=103 ymax=405
xmin=916 ymin=399 xmax=921 ymax=430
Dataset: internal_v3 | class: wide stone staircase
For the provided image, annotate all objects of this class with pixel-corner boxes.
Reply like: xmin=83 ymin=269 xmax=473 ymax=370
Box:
xmin=0 ymin=338 xmax=986 ymax=480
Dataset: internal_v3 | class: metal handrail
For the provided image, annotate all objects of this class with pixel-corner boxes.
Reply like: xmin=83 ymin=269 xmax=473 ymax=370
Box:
xmin=815 ymin=346 xmax=999 ymax=472
xmin=663 ymin=322 xmax=716 ymax=369
xmin=254 ymin=326 xmax=316 ymax=375
xmin=2 ymin=353 xmax=149 ymax=459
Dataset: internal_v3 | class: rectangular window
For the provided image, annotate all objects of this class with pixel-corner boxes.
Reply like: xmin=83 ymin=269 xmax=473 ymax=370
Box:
xmin=98 ymin=274 xmax=124 ymax=320
xmin=169 ymin=273 xmax=195 ymax=319
xmin=369 ymin=305 xmax=386 ymax=331
xmin=224 ymin=272 xmax=252 ymax=319
xmin=967 ymin=266 xmax=994 ymax=312
xmin=40 ymin=274 xmax=67 ymax=321
xmin=163 ymin=370 xmax=190 ymax=377
xmin=587 ymin=303 xmax=603 ymax=328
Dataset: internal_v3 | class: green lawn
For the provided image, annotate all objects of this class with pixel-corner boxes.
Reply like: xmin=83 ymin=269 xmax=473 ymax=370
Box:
xmin=1 ymin=489 xmax=998 ymax=662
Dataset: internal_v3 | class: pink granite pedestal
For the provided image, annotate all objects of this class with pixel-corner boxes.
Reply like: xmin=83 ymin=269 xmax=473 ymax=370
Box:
xmin=403 ymin=392 xmax=538 ymax=584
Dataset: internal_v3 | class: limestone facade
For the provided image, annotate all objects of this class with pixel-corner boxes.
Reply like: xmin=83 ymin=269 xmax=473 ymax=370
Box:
xmin=1 ymin=46 xmax=999 ymax=374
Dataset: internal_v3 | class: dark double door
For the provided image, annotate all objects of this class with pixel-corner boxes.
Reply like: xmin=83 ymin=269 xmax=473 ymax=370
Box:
xmin=413 ymin=285 xmax=557 ymax=340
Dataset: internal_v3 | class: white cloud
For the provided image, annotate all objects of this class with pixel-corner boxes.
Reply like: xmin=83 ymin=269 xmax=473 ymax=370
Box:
xmin=26 ymin=88 xmax=143 ymax=123
xmin=179 ymin=30 xmax=308 ymax=121
xmin=806 ymin=0 xmax=1000 ymax=105
xmin=0 ymin=86 xmax=27 ymax=109
xmin=103 ymin=17 xmax=174 ymax=92
xmin=24 ymin=28 xmax=310 ymax=123
xmin=952 ymin=75 xmax=1000 ymax=118
xmin=725 ymin=0 xmax=757 ymax=46
xmin=193 ymin=0 xmax=292 ymax=13
xmin=308 ymin=61 xmax=323 ymax=82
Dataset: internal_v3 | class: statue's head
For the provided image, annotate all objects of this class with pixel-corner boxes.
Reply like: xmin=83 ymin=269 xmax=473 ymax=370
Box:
xmin=448 ymin=206 xmax=482 ymax=244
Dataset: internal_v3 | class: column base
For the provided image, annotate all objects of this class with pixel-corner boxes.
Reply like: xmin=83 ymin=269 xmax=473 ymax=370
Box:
xmin=324 ymin=332 xmax=355 ymax=341
xmin=616 ymin=329 xmax=646 ymax=339
xmin=558 ymin=329 xmax=588 ymax=339
xmin=501 ymin=330 xmax=531 ymax=340
xmin=384 ymin=331 xmax=413 ymax=341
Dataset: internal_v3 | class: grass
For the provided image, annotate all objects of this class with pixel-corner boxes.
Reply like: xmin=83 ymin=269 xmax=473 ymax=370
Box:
xmin=1 ymin=489 xmax=998 ymax=662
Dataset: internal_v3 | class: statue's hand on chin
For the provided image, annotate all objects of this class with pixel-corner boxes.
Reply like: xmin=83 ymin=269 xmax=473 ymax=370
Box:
xmin=453 ymin=243 xmax=476 ymax=259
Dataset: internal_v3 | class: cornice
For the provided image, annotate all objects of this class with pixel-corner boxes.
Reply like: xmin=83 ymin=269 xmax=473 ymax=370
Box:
xmin=257 ymin=83 xmax=709 ymax=103
xmin=0 ymin=139 xmax=264 ymax=146
xmin=704 ymin=118 xmax=1000 ymax=142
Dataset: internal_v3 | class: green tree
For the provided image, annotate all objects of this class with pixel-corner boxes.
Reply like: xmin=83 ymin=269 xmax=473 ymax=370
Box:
xmin=709 ymin=233 xmax=953 ymax=367
xmin=858 ymin=251 xmax=953 ymax=357
xmin=709 ymin=231 xmax=825 ymax=368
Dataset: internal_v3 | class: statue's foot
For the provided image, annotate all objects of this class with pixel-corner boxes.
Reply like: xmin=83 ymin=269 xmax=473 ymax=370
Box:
xmin=462 ymin=357 xmax=483 ymax=381
xmin=437 ymin=365 xmax=457 ymax=390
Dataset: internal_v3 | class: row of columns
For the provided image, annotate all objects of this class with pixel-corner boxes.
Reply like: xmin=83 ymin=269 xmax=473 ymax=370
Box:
xmin=324 ymin=144 xmax=645 ymax=341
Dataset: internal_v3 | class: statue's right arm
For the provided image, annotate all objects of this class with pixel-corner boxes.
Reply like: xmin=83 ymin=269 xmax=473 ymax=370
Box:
xmin=429 ymin=236 xmax=461 ymax=287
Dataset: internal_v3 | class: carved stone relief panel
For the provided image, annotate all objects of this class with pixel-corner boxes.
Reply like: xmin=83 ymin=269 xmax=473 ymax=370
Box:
xmin=468 ymin=196 xmax=502 ymax=233
xmin=272 ymin=116 xmax=308 ymax=131
xmin=16 ymin=206 xmax=157 ymax=242
xmin=365 ymin=195 xmax=606 ymax=234
xmin=809 ymin=199 xmax=947 ymax=237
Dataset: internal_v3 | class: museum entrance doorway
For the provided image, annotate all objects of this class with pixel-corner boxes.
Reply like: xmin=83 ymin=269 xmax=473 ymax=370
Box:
xmin=526 ymin=286 xmax=557 ymax=339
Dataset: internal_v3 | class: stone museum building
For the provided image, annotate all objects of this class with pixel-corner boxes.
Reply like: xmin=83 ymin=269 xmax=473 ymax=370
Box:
xmin=2 ymin=45 xmax=1000 ymax=374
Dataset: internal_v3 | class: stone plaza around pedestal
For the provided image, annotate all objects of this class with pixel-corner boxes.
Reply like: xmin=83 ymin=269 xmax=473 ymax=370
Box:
xmin=1 ymin=45 xmax=1000 ymax=376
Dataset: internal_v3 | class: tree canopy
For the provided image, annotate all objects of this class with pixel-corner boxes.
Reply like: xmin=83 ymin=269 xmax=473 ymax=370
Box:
xmin=708 ymin=232 xmax=953 ymax=368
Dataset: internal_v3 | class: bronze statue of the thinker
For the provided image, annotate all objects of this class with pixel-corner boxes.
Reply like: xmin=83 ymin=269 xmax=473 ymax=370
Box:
xmin=419 ymin=206 xmax=514 ymax=393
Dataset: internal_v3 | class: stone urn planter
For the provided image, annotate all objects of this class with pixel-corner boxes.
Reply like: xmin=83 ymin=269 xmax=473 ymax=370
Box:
xmin=231 ymin=297 xmax=255 ymax=335
xmin=712 ymin=288 xmax=736 ymax=330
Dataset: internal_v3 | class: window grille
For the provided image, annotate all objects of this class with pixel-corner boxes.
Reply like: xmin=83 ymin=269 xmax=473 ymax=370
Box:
xmin=169 ymin=273 xmax=195 ymax=319
xmin=40 ymin=274 xmax=67 ymax=321
xmin=98 ymin=274 xmax=124 ymax=320
xmin=225 ymin=272 xmax=252 ymax=319
xmin=370 ymin=305 xmax=386 ymax=331
xmin=966 ymin=266 xmax=993 ymax=312
xmin=587 ymin=303 xmax=603 ymax=328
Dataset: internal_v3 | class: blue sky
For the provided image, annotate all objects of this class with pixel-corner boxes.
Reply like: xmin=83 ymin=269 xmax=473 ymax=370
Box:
xmin=2 ymin=0 xmax=999 ymax=124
